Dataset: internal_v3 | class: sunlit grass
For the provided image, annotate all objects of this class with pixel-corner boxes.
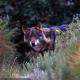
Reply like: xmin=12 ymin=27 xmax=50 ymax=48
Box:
xmin=0 ymin=17 xmax=80 ymax=80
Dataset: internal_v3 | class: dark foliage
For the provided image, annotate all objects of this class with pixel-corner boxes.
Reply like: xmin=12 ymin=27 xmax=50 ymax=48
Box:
xmin=0 ymin=0 xmax=80 ymax=63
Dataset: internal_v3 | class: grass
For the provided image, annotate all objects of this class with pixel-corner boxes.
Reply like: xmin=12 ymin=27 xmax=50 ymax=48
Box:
xmin=0 ymin=17 xmax=80 ymax=80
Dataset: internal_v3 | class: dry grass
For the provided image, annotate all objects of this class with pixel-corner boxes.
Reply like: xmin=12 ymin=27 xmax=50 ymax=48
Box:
xmin=68 ymin=43 xmax=80 ymax=76
xmin=0 ymin=18 xmax=80 ymax=79
xmin=69 ymin=44 xmax=80 ymax=66
xmin=0 ymin=31 xmax=8 ymax=70
xmin=0 ymin=30 xmax=15 ymax=78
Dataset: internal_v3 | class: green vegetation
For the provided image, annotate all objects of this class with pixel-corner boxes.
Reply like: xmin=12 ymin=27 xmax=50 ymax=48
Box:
xmin=0 ymin=17 xmax=80 ymax=80
xmin=0 ymin=0 xmax=80 ymax=79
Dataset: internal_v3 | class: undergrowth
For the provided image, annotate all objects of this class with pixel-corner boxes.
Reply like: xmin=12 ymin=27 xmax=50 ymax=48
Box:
xmin=0 ymin=17 xmax=80 ymax=80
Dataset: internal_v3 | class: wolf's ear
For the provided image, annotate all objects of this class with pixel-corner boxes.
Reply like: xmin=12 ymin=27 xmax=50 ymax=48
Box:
xmin=22 ymin=25 xmax=28 ymax=32
xmin=22 ymin=26 xmax=25 ymax=32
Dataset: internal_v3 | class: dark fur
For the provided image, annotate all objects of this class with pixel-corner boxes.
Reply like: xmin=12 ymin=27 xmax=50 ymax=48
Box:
xmin=23 ymin=28 xmax=56 ymax=62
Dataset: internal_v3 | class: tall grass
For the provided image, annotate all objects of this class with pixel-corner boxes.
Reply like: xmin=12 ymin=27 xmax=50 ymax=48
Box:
xmin=0 ymin=17 xmax=80 ymax=80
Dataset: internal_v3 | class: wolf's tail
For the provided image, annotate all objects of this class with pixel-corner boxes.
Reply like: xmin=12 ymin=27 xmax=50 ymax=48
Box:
xmin=58 ymin=24 xmax=69 ymax=32
xmin=51 ymin=24 xmax=69 ymax=35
